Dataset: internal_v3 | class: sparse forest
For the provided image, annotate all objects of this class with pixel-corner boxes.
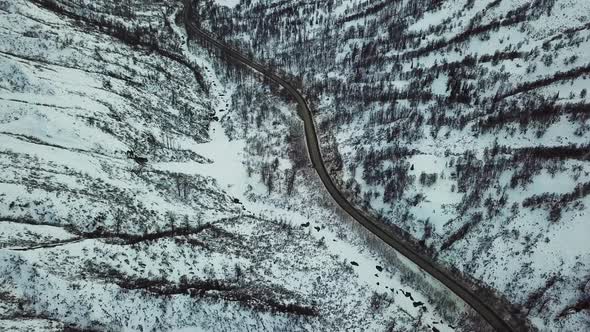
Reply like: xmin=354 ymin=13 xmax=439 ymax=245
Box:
xmin=0 ymin=0 xmax=470 ymax=331
xmin=195 ymin=0 xmax=590 ymax=330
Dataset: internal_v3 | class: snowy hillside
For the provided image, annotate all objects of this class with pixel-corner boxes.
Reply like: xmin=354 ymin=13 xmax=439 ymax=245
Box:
xmin=196 ymin=0 xmax=590 ymax=330
xmin=0 ymin=0 xmax=473 ymax=331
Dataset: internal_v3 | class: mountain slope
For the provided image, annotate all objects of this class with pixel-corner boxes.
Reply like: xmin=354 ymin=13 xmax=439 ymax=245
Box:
xmin=0 ymin=0 xmax=467 ymax=331
xmin=196 ymin=0 xmax=590 ymax=330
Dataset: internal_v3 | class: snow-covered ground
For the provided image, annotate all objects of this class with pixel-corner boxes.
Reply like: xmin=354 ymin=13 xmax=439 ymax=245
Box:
xmin=197 ymin=0 xmax=590 ymax=330
xmin=213 ymin=0 xmax=240 ymax=9
xmin=0 ymin=0 xmax=465 ymax=331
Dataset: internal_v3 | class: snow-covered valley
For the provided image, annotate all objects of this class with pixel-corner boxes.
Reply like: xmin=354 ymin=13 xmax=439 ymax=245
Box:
xmin=0 ymin=0 xmax=477 ymax=331
xmin=196 ymin=0 xmax=590 ymax=331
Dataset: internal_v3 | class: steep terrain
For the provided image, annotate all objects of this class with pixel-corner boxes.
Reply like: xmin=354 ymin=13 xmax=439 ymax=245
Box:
xmin=197 ymin=0 xmax=590 ymax=330
xmin=0 ymin=0 xmax=468 ymax=331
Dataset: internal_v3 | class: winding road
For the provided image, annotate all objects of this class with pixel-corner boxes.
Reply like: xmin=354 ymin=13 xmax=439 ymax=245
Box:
xmin=183 ymin=2 xmax=518 ymax=331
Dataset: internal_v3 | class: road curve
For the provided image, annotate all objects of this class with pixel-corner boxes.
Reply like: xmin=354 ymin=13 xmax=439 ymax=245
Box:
xmin=183 ymin=2 xmax=517 ymax=331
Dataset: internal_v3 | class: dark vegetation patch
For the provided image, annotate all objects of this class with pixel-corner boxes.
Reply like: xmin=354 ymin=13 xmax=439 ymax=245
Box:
xmin=88 ymin=271 xmax=318 ymax=317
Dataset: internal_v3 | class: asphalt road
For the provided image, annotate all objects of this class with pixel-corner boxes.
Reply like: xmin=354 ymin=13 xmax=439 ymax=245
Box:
xmin=183 ymin=2 xmax=518 ymax=331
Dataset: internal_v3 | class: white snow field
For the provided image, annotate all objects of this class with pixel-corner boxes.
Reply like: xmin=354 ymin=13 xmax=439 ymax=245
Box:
xmin=0 ymin=0 xmax=465 ymax=331
xmin=196 ymin=0 xmax=590 ymax=330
